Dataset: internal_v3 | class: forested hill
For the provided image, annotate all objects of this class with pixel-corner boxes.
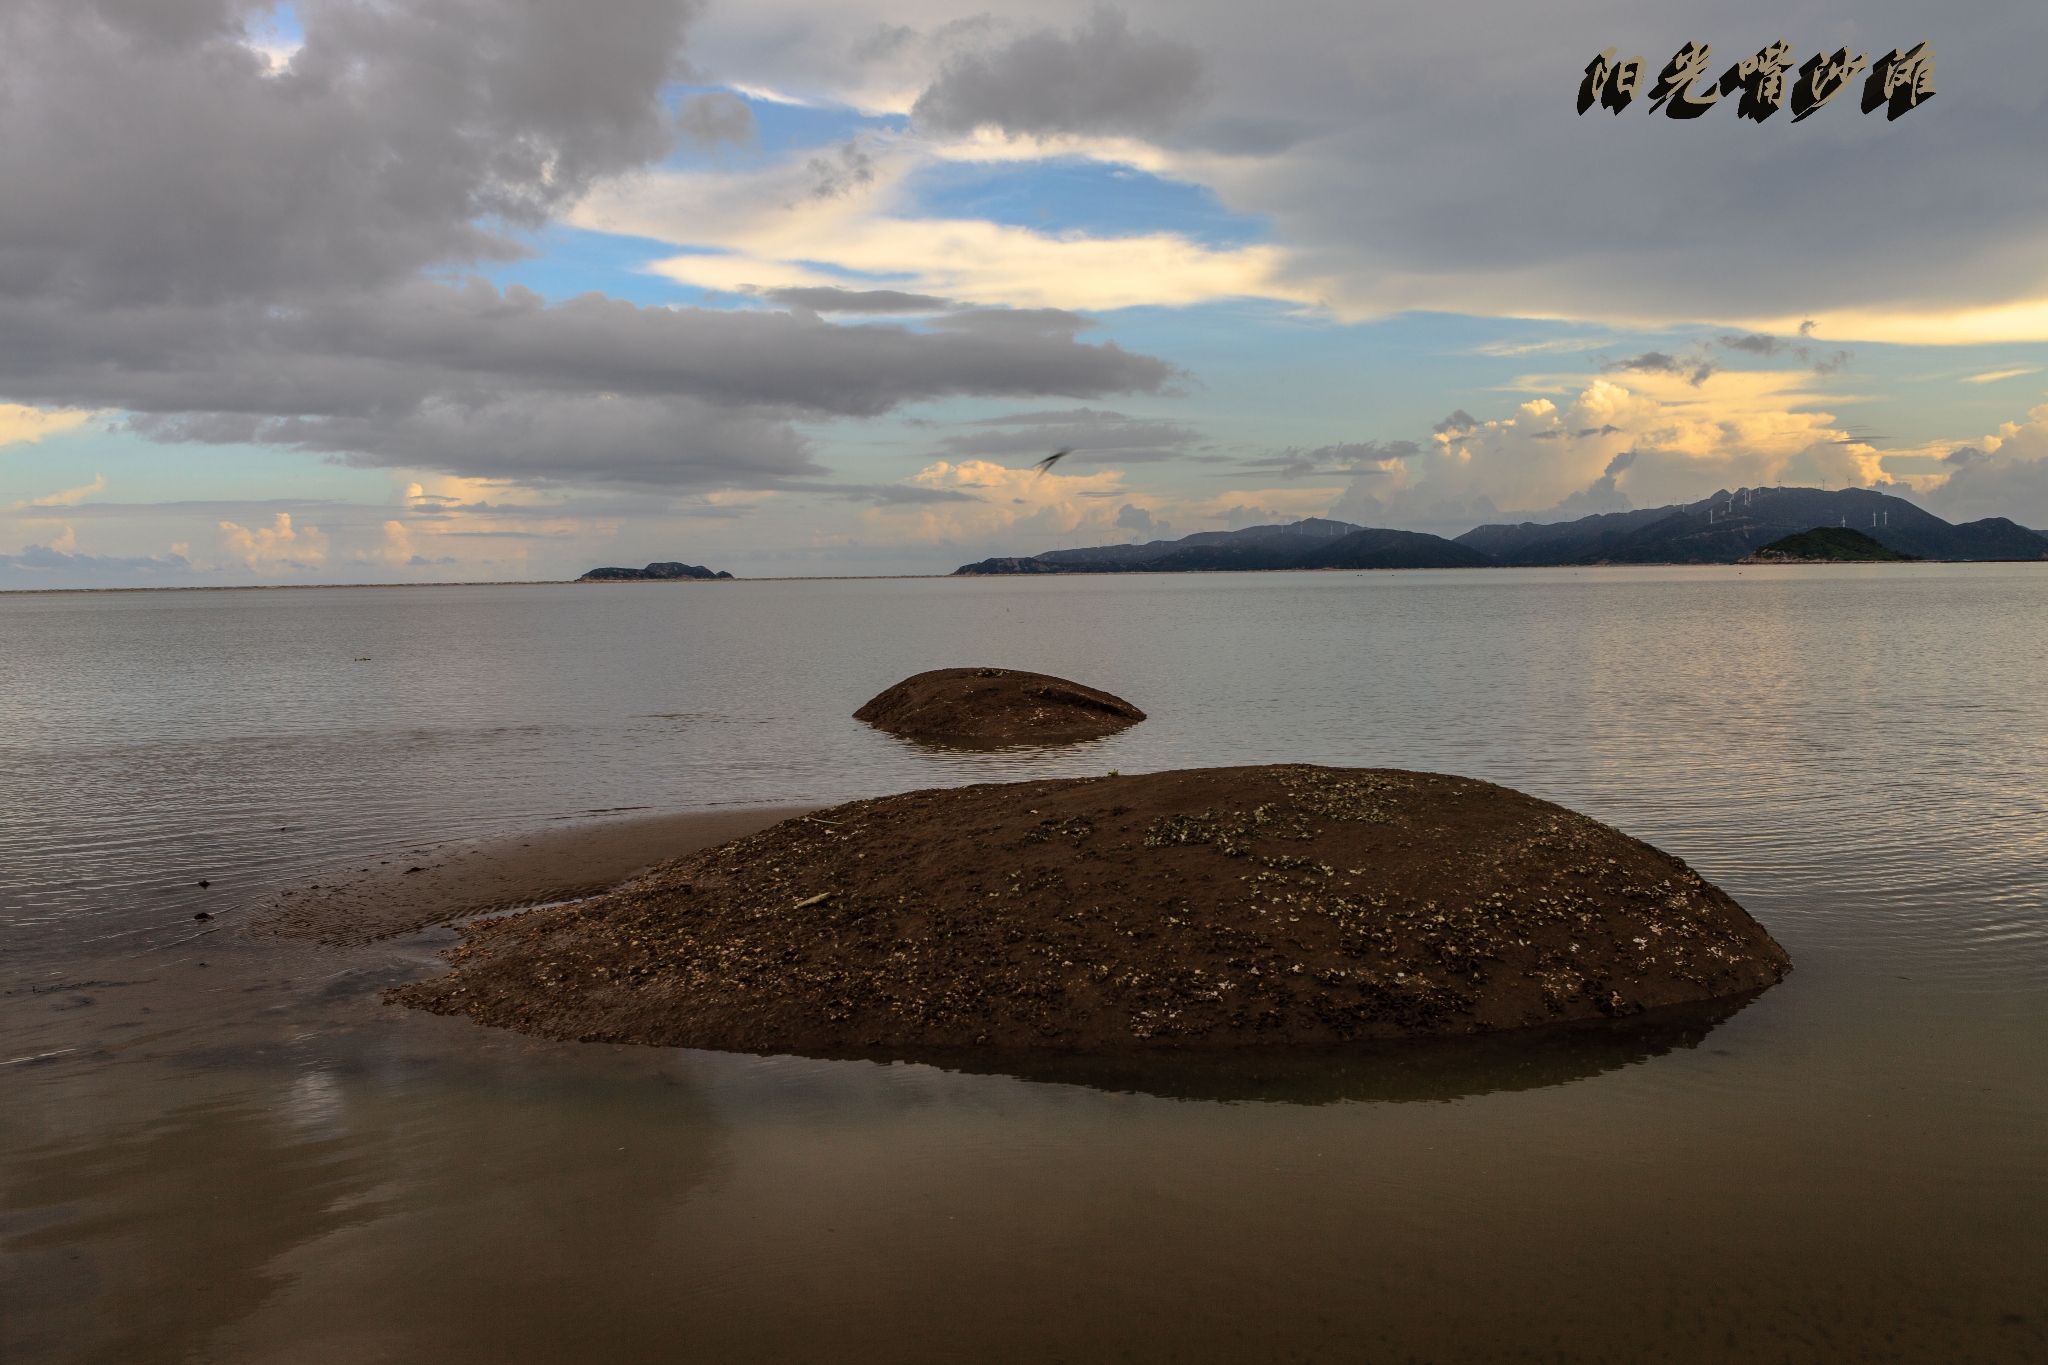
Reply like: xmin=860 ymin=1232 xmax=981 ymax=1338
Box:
xmin=954 ymin=488 xmax=2048 ymax=575
xmin=1455 ymin=487 xmax=2046 ymax=565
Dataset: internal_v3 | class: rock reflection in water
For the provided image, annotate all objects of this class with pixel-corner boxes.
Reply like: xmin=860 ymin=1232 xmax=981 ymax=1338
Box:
xmin=820 ymin=993 xmax=1760 ymax=1104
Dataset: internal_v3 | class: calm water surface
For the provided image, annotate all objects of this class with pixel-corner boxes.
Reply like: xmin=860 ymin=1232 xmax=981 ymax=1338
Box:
xmin=3 ymin=567 xmax=2044 ymax=1363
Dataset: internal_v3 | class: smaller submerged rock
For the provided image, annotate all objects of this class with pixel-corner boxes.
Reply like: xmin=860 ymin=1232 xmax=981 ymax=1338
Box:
xmin=853 ymin=667 xmax=1145 ymax=744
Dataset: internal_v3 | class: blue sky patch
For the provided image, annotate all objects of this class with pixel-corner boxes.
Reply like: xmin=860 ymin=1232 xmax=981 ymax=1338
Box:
xmin=900 ymin=158 xmax=1268 ymax=248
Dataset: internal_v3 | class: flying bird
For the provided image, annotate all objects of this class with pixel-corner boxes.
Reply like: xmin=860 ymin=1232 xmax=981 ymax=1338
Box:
xmin=1033 ymin=448 xmax=1073 ymax=476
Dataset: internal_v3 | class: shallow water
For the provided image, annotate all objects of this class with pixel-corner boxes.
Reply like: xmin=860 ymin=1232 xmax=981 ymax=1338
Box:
xmin=3 ymin=566 xmax=2045 ymax=1363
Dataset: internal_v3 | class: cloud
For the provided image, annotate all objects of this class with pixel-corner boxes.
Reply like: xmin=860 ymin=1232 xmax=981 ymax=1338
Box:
xmin=804 ymin=141 xmax=877 ymax=199
xmin=1242 ymin=439 xmax=1418 ymax=479
xmin=1924 ymin=403 xmax=2048 ymax=525
xmin=1211 ymin=498 xmax=1333 ymax=530
xmin=15 ymin=278 xmax=1175 ymax=488
xmin=1714 ymin=334 xmax=1854 ymax=374
xmin=1 ymin=0 xmax=689 ymax=308
xmin=23 ymin=473 xmax=106 ymax=506
xmin=811 ymin=483 xmax=983 ymax=505
xmin=911 ymin=10 xmax=1208 ymax=140
xmin=0 ymin=0 xmax=1178 ymax=496
xmin=932 ymin=407 xmax=1203 ymax=465
xmin=0 ymin=404 xmax=95 ymax=447
xmin=1962 ymin=367 xmax=2042 ymax=385
xmin=217 ymin=512 xmax=328 ymax=568
xmin=1540 ymin=448 xmax=1640 ymax=520
xmin=865 ymin=457 xmax=1133 ymax=544
xmin=370 ymin=519 xmax=417 ymax=565
xmin=1 ymin=540 xmax=190 ymax=577
xmin=1602 ymin=351 xmax=1718 ymax=387
xmin=757 ymin=287 xmax=955 ymax=314
xmin=676 ymin=91 xmax=757 ymax=150
xmin=1334 ymin=369 xmax=1888 ymax=533
xmin=1116 ymin=502 xmax=1170 ymax=536
xmin=610 ymin=185 xmax=1302 ymax=312
xmin=1471 ymin=337 xmax=1623 ymax=358
xmin=681 ymin=1 xmax=2048 ymax=339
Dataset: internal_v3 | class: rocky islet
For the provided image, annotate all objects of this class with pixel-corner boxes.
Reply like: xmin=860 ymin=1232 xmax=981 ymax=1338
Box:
xmin=389 ymin=764 xmax=1790 ymax=1055
xmin=853 ymin=667 xmax=1146 ymax=744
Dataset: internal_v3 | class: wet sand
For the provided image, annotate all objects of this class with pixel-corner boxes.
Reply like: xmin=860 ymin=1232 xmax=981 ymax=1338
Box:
xmin=0 ymin=806 xmax=809 ymax=1088
xmin=247 ymin=807 xmax=812 ymax=946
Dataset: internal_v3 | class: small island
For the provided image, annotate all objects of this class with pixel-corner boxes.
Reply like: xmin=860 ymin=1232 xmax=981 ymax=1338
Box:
xmin=579 ymin=561 xmax=734 ymax=581
xmin=854 ymin=667 xmax=1145 ymax=744
xmin=389 ymin=765 xmax=1790 ymax=1055
xmin=1739 ymin=527 xmax=1921 ymax=564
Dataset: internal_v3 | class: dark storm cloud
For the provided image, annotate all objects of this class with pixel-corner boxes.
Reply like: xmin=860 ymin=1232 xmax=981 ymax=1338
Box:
xmin=911 ymin=9 xmax=1208 ymax=139
xmin=0 ymin=0 xmax=1175 ymax=490
xmin=1431 ymin=411 xmax=1478 ymax=437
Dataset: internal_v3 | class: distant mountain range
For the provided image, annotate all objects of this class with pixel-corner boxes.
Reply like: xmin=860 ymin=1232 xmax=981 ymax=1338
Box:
xmin=954 ymin=487 xmax=2048 ymax=575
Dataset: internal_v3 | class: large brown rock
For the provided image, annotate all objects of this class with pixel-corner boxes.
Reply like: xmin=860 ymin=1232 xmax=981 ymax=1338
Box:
xmin=390 ymin=765 xmax=1791 ymax=1056
xmin=852 ymin=667 xmax=1144 ymax=744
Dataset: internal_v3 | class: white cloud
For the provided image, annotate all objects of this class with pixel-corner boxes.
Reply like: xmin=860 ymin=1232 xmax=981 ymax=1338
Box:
xmin=217 ymin=512 xmax=329 ymax=569
xmin=22 ymin=473 xmax=106 ymax=506
xmin=578 ymin=145 xmax=1307 ymax=312
xmin=863 ymin=458 xmax=1128 ymax=544
xmin=1742 ymin=303 xmax=2048 ymax=348
xmin=1925 ymin=403 xmax=2048 ymax=526
xmin=0 ymin=405 xmax=95 ymax=447
xmin=1332 ymin=369 xmax=1887 ymax=533
xmin=1961 ymin=367 xmax=2042 ymax=385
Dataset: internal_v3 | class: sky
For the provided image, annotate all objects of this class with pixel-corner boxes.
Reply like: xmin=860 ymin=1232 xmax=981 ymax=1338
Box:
xmin=4 ymin=0 xmax=2047 ymax=586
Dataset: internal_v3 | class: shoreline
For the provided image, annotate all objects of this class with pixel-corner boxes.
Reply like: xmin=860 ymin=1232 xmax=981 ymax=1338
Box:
xmin=8 ymin=558 xmax=2040 ymax=597
xmin=250 ymin=805 xmax=811 ymax=947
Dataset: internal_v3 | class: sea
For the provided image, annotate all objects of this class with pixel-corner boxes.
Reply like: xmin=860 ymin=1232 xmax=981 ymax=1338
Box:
xmin=3 ymin=565 xmax=2044 ymax=1363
